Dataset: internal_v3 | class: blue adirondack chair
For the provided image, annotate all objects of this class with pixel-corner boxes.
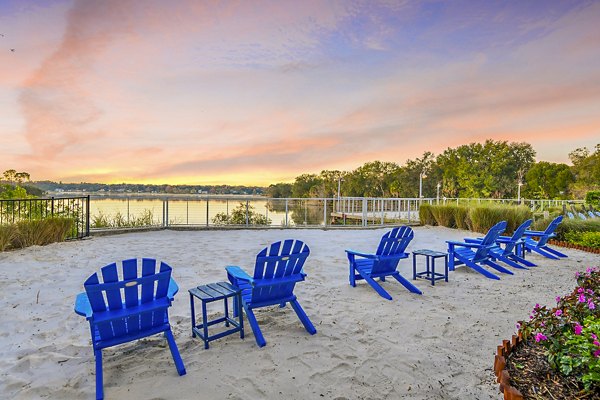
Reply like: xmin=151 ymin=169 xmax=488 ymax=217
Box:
xmin=447 ymin=221 xmax=514 ymax=280
xmin=465 ymin=219 xmax=536 ymax=270
xmin=226 ymin=239 xmax=316 ymax=347
xmin=345 ymin=226 xmax=422 ymax=300
xmin=74 ymin=258 xmax=186 ymax=400
xmin=522 ymin=215 xmax=567 ymax=259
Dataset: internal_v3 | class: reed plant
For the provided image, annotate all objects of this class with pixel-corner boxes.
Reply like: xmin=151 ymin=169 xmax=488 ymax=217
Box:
xmin=0 ymin=224 xmax=17 ymax=251
xmin=467 ymin=205 xmax=532 ymax=234
xmin=91 ymin=209 xmax=158 ymax=228
xmin=418 ymin=203 xmax=436 ymax=226
xmin=453 ymin=206 xmax=470 ymax=230
xmin=12 ymin=217 xmax=74 ymax=248
xmin=430 ymin=205 xmax=455 ymax=227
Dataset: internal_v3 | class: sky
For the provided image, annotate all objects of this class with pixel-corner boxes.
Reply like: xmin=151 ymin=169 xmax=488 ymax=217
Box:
xmin=0 ymin=0 xmax=599 ymax=185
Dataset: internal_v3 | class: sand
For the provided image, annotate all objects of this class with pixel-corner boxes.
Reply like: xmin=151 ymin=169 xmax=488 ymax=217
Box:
xmin=1 ymin=226 xmax=598 ymax=399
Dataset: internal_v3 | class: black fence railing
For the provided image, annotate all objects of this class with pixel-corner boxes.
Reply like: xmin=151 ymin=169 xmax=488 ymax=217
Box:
xmin=0 ymin=196 xmax=90 ymax=239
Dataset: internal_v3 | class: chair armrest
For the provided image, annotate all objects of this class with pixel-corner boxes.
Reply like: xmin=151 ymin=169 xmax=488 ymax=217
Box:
xmin=226 ymin=266 xmax=254 ymax=284
xmin=446 ymin=240 xmax=484 ymax=249
xmin=523 ymin=230 xmax=545 ymax=236
xmin=464 ymin=237 xmax=483 ymax=243
xmin=74 ymin=292 xmax=93 ymax=319
xmin=167 ymin=278 xmax=179 ymax=300
xmin=345 ymin=249 xmax=378 ymax=259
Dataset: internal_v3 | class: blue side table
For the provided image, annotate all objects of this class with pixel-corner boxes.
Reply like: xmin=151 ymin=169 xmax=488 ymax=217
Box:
xmin=189 ymin=282 xmax=244 ymax=349
xmin=412 ymin=249 xmax=448 ymax=286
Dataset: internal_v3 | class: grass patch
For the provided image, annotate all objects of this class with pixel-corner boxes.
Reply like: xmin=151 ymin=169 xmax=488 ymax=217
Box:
xmin=1 ymin=217 xmax=74 ymax=251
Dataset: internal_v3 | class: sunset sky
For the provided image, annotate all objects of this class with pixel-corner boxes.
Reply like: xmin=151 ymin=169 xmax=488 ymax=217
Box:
xmin=1 ymin=1 xmax=599 ymax=185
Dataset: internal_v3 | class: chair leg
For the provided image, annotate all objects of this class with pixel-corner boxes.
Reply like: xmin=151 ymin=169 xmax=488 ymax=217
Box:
xmin=361 ymin=274 xmax=393 ymax=300
xmin=541 ymin=245 xmax=568 ymax=258
xmin=94 ymin=349 xmax=103 ymax=400
xmin=392 ymin=272 xmax=423 ymax=295
xmin=527 ymin=245 xmax=560 ymax=260
xmin=349 ymin=263 xmax=357 ymax=287
xmin=244 ymin=306 xmax=266 ymax=347
xmin=508 ymin=253 xmax=537 ymax=267
xmin=497 ymin=256 xmax=528 ymax=270
xmin=464 ymin=260 xmax=501 ymax=280
xmin=164 ymin=329 xmax=186 ymax=376
xmin=290 ymin=299 xmax=317 ymax=335
xmin=484 ymin=260 xmax=514 ymax=275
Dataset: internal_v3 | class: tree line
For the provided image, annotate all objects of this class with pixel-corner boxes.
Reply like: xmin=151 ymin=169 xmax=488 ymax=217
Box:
xmin=266 ymin=140 xmax=600 ymax=200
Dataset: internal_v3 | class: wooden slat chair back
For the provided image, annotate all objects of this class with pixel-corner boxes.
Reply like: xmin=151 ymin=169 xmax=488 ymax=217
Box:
xmin=501 ymin=219 xmax=532 ymax=255
xmin=371 ymin=226 xmax=414 ymax=275
xmin=250 ymin=239 xmax=310 ymax=307
xmin=472 ymin=221 xmax=507 ymax=263
xmin=84 ymin=258 xmax=172 ymax=347
xmin=226 ymin=239 xmax=316 ymax=347
xmin=537 ymin=215 xmax=563 ymax=247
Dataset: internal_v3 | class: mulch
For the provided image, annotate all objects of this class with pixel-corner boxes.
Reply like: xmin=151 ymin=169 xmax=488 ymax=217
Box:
xmin=505 ymin=339 xmax=600 ymax=399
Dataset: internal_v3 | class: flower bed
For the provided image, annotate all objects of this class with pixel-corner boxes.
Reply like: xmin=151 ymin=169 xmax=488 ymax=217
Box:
xmin=498 ymin=267 xmax=600 ymax=399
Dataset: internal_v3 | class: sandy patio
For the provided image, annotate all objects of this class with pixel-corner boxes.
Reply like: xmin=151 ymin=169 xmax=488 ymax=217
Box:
xmin=1 ymin=226 xmax=597 ymax=399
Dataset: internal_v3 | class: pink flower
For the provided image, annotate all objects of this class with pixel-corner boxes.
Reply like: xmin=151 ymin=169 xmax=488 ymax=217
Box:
xmin=574 ymin=323 xmax=583 ymax=335
xmin=534 ymin=303 xmax=540 ymax=310
xmin=594 ymin=340 xmax=600 ymax=347
xmin=535 ymin=333 xmax=547 ymax=342
xmin=587 ymin=267 xmax=592 ymax=274
xmin=556 ymin=296 xmax=561 ymax=303
xmin=592 ymin=334 xmax=598 ymax=341
xmin=594 ymin=349 xmax=600 ymax=358
xmin=579 ymin=294 xmax=586 ymax=303
xmin=555 ymin=309 xmax=563 ymax=317
xmin=515 ymin=323 xmax=521 ymax=330
xmin=589 ymin=301 xmax=596 ymax=310
xmin=575 ymin=271 xmax=580 ymax=278
xmin=578 ymin=287 xmax=584 ymax=293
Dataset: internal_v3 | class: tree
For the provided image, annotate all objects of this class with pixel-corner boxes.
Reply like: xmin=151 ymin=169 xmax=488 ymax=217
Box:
xmin=569 ymin=144 xmax=600 ymax=198
xmin=265 ymin=183 xmax=293 ymax=198
xmin=524 ymin=162 xmax=574 ymax=199
xmin=291 ymin=174 xmax=322 ymax=198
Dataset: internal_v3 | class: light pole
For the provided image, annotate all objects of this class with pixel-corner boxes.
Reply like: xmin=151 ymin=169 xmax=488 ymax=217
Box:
xmin=436 ymin=182 xmax=441 ymax=204
xmin=517 ymin=181 xmax=523 ymax=204
xmin=337 ymin=177 xmax=344 ymax=212
xmin=419 ymin=172 xmax=427 ymax=199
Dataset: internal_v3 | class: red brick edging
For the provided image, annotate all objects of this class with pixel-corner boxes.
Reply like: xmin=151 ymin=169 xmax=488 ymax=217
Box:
xmin=493 ymin=333 xmax=524 ymax=400
xmin=548 ymin=239 xmax=600 ymax=254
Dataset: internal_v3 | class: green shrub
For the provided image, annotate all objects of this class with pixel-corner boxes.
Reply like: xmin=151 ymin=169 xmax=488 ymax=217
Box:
xmin=213 ymin=202 xmax=271 ymax=225
xmin=430 ymin=205 xmax=455 ymax=227
xmin=533 ymin=218 xmax=600 ymax=241
xmin=0 ymin=225 xmax=17 ymax=251
xmin=91 ymin=209 xmax=158 ymax=228
xmin=564 ymin=231 xmax=600 ymax=249
xmin=586 ymin=191 xmax=600 ymax=208
xmin=418 ymin=204 xmax=436 ymax=226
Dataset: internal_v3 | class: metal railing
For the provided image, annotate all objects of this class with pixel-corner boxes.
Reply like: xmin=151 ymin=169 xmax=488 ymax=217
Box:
xmin=86 ymin=195 xmax=583 ymax=231
xmin=0 ymin=196 xmax=90 ymax=239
